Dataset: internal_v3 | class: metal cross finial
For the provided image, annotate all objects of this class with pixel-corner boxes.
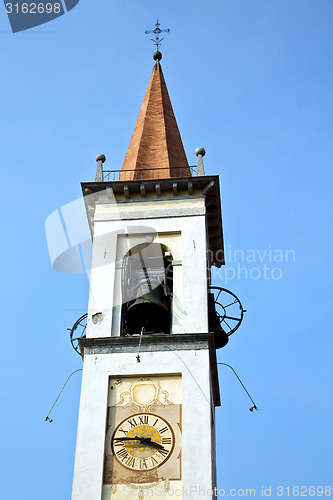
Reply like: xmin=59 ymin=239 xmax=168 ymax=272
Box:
xmin=145 ymin=19 xmax=170 ymax=50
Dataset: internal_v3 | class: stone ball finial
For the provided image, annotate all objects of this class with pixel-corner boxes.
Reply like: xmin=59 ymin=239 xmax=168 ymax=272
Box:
xmin=96 ymin=153 xmax=106 ymax=163
xmin=153 ymin=50 xmax=162 ymax=61
xmin=195 ymin=147 xmax=206 ymax=157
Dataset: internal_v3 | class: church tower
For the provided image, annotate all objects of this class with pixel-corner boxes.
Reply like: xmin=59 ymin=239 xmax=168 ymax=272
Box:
xmin=71 ymin=48 xmax=237 ymax=500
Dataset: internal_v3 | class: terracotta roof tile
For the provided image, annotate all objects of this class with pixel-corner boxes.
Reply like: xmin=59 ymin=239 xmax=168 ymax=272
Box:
xmin=120 ymin=60 xmax=190 ymax=181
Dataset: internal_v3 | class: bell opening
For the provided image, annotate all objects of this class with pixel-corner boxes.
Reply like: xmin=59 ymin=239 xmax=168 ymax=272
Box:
xmin=121 ymin=243 xmax=173 ymax=335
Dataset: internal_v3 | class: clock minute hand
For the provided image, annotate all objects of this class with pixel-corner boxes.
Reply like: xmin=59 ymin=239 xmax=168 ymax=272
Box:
xmin=114 ymin=437 xmax=139 ymax=441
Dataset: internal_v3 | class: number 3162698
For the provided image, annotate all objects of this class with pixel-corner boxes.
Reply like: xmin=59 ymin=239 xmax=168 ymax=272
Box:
xmin=5 ymin=3 xmax=62 ymax=14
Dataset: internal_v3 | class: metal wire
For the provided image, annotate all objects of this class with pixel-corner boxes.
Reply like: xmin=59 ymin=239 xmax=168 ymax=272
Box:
xmin=217 ymin=363 xmax=258 ymax=412
xmin=136 ymin=327 xmax=145 ymax=363
xmin=45 ymin=369 xmax=83 ymax=422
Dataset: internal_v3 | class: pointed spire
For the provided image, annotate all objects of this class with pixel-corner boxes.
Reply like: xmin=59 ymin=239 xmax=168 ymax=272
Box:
xmin=120 ymin=53 xmax=191 ymax=181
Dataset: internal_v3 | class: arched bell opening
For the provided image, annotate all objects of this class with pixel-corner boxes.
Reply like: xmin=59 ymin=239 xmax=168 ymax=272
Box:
xmin=121 ymin=243 xmax=173 ymax=336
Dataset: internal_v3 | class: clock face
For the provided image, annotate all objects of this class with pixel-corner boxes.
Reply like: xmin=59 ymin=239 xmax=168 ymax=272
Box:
xmin=112 ymin=413 xmax=174 ymax=471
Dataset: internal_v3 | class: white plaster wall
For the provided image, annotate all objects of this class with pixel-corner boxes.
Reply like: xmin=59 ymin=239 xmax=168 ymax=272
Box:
xmin=86 ymin=197 xmax=208 ymax=339
xmin=72 ymin=348 xmax=216 ymax=500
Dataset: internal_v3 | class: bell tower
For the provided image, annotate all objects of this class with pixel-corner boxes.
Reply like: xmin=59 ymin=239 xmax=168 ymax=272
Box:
xmin=71 ymin=49 xmax=238 ymax=500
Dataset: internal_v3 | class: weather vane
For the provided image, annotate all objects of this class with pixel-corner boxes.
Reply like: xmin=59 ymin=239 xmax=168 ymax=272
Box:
xmin=145 ymin=19 xmax=170 ymax=50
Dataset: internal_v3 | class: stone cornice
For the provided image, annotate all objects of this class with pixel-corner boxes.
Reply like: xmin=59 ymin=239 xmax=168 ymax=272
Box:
xmin=81 ymin=175 xmax=224 ymax=267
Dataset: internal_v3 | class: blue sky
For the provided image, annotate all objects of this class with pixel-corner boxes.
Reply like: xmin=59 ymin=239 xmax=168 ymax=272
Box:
xmin=0 ymin=0 xmax=332 ymax=498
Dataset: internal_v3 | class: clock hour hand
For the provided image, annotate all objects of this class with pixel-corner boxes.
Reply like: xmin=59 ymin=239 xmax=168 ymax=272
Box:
xmin=138 ymin=436 xmax=166 ymax=450
xmin=113 ymin=436 xmax=166 ymax=451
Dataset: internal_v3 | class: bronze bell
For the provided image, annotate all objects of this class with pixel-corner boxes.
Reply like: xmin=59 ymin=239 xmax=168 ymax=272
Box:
xmin=125 ymin=280 xmax=171 ymax=335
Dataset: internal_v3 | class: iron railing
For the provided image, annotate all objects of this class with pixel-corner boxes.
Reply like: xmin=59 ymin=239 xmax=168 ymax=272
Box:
xmin=103 ymin=166 xmax=196 ymax=182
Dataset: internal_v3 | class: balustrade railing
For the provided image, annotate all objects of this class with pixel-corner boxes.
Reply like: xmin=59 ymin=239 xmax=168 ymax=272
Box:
xmin=103 ymin=166 xmax=196 ymax=182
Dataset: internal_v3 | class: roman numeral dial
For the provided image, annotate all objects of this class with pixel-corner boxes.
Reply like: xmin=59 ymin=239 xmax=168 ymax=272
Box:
xmin=111 ymin=413 xmax=174 ymax=471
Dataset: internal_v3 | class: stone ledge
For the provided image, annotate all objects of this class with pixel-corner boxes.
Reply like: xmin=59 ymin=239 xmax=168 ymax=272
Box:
xmin=80 ymin=333 xmax=213 ymax=352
